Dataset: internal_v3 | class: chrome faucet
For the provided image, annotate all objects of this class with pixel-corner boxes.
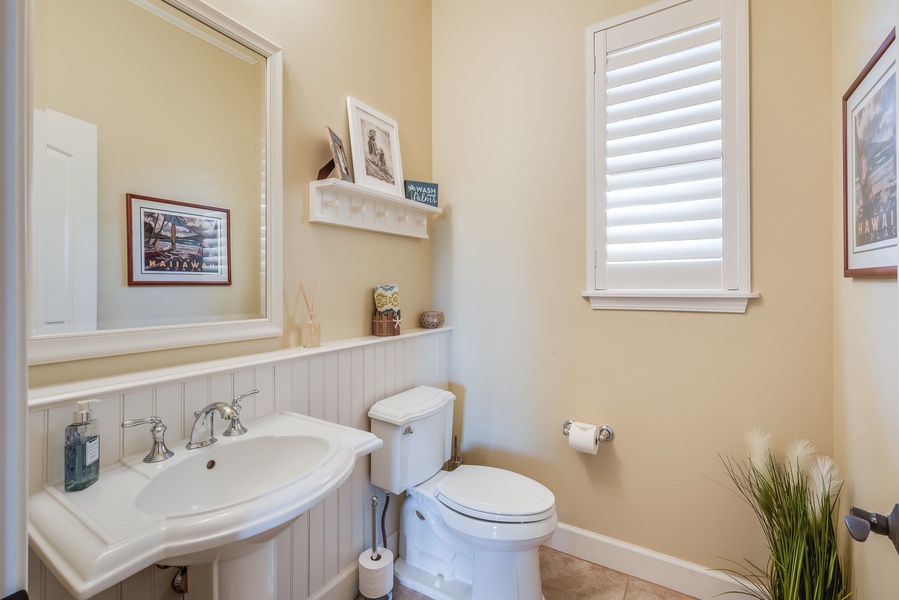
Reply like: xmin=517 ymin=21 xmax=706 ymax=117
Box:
xmin=223 ymin=389 xmax=258 ymax=437
xmin=122 ymin=416 xmax=175 ymax=462
xmin=187 ymin=402 xmax=237 ymax=450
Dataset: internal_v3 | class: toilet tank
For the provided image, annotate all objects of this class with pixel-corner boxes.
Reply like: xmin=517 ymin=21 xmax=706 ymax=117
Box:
xmin=368 ymin=386 xmax=455 ymax=495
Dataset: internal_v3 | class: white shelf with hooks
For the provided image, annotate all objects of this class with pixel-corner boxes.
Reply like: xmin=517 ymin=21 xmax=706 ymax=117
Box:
xmin=309 ymin=178 xmax=442 ymax=239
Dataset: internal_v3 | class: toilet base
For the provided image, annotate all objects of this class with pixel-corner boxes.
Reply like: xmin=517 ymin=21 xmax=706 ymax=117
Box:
xmin=396 ymin=557 xmax=546 ymax=600
xmin=395 ymin=558 xmax=471 ymax=600
xmin=398 ymin=513 xmax=546 ymax=600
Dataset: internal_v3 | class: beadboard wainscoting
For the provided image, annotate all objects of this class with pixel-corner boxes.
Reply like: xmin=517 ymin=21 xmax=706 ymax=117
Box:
xmin=26 ymin=329 xmax=451 ymax=600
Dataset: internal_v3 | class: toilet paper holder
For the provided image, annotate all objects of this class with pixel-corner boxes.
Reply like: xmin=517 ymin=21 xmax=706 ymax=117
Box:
xmin=562 ymin=419 xmax=614 ymax=443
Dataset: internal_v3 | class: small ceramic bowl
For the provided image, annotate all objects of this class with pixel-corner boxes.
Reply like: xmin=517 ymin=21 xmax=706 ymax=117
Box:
xmin=420 ymin=311 xmax=445 ymax=329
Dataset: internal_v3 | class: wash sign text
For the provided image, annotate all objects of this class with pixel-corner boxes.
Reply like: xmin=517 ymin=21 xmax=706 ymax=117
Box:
xmin=404 ymin=180 xmax=438 ymax=207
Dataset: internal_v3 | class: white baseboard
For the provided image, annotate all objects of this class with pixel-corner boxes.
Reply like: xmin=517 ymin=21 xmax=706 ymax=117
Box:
xmin=546 ymin=523 xmax=747 ymax=600
xmin=315 ymin=562 xmax=362 ymax=600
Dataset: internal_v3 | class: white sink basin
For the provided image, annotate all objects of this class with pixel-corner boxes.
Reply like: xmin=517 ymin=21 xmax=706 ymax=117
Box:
xmin=28 ymin=411 xmax=382 ymax=600
xmin=136 ymin=434 xmax=331 ymax=515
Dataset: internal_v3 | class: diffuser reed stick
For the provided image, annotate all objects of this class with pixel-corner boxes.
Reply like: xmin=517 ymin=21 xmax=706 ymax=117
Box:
xmin=300 ymin=281 xmax=320 ymax=348
xmin=300 ymin=281 xmax=317 ymax=318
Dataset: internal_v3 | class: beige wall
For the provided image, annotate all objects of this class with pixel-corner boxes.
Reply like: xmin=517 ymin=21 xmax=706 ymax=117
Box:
xmin=832 ymin=0 xmax=899 ymax=596
xmin=29 ymin=0 xmax=434 ymax=386
xmin=432 ymin=0 xmax=837 ymax=572
xmin=25 ymin=0 xmax=899 ymax=594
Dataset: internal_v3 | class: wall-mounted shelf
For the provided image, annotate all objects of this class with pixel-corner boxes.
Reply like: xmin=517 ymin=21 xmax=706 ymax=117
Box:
xmin=309 ymin=179 xmax=442 ymax=239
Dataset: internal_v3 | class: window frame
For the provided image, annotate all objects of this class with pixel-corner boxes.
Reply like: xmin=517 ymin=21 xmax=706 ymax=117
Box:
xmin=583 ymin=0 xmax=756 ymax=313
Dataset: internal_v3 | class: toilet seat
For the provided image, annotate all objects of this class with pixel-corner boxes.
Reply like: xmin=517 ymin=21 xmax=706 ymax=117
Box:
xmin=434 ymin=465 xmax=555 ymax=523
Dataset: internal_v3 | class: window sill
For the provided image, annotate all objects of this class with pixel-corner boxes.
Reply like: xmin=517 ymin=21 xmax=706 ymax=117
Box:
xmin=582 ymin=291 xmax=759 ymax=313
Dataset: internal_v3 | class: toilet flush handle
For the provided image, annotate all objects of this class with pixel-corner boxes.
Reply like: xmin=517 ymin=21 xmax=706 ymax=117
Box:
xmin=403 ymin=426 xmax=414 ymax=436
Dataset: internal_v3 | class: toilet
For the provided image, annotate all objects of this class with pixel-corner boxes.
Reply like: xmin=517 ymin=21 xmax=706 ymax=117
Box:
xmin=368 ymin=386 xmax=558 ymax=600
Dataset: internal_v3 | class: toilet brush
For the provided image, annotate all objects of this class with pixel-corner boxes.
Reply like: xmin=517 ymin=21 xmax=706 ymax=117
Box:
xmin=358 ymin=495 xmax=393 ymax=600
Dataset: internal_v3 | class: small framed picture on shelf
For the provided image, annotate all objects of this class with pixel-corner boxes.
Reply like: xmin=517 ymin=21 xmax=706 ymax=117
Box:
xmin=346 ymin=96 xmax=404 ymax=197
xmin=842 ymin=27 xmax=898 ymax=278
xmin=326 ymin=126 xmax=353 ymax=182
xmin=126 ymin=193 xmax=231 ymax=286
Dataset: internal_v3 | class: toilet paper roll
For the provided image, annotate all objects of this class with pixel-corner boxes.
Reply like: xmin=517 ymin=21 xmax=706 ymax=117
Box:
xmin=568 ymin=421 xmax=599 ymax=455
xmin=359 ymin=547 xmax=394 ymax=599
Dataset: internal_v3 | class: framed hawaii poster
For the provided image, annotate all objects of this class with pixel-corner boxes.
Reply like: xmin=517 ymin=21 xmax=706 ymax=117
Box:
xmin=126 ymin=193 xmax=231 ymax=285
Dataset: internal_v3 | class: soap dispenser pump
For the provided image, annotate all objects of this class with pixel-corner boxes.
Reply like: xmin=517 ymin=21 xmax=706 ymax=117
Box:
xmin=64 ymin=399 xmax=100 ymax=492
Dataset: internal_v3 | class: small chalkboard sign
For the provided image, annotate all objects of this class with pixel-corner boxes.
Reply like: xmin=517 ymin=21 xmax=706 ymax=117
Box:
xmin=404 ymin=180 xmax=438 ymax=207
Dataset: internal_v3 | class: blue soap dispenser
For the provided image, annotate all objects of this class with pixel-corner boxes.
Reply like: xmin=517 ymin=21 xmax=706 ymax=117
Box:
xmin=64 ymin=399 xmax=100 ymax=492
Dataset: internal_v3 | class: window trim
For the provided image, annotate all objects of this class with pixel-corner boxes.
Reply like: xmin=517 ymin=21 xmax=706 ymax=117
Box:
xmin=583 ymin=0 xmax=757 ymax=313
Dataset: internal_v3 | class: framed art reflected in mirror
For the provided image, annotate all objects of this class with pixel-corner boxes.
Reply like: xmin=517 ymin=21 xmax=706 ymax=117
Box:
xmin=126 ymin=193 xmax=231 ymax=286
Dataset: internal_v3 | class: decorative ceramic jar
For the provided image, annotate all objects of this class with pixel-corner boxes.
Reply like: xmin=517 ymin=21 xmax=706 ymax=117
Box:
xmin=420 ymin=311 xmax=444 ymax=329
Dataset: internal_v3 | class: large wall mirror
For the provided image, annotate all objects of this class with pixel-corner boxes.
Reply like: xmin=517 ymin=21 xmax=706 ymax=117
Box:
xmin=28 ymin=0 xmax=283 ymax=364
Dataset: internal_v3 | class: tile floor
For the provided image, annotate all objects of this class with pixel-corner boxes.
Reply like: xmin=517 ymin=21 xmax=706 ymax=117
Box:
xmin=388 ymin=546 xmax=699 ymax=600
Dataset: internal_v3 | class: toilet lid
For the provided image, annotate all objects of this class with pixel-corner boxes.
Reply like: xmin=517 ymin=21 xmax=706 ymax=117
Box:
xmin=435 ymin=465 xmax=555 ymax=523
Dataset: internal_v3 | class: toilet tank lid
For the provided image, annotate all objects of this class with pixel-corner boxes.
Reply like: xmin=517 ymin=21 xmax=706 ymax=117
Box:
xmin=368 ymin=386 xmax=455 ymax=425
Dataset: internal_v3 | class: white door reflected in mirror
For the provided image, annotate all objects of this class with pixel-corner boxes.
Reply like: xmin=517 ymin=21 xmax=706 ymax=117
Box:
xmin=32 ymin=109 xmax=98 ymax=335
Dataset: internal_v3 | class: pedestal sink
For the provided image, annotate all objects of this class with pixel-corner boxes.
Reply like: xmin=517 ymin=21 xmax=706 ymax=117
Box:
xmin=28 ymin=411 xmax=382 ymax=600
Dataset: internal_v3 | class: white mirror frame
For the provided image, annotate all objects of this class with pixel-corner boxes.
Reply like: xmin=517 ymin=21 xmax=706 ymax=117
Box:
xmin=26 ymin=0 xmax=283 ymax=365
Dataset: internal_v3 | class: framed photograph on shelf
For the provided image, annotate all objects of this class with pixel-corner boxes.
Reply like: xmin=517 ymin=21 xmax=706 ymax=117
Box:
xmin=326 ymin=126 xmax=353 ymax=182
xmin=126 ymin=193 xmax=231 ymax=285
xmin=842 ymin=27 xmax=898 ymax=278
xmin=346 ymin=96 xmax=404 ymax=196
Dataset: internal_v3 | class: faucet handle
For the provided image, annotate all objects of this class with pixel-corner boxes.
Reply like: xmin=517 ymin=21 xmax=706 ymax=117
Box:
xmin=122 ymin=416 xmax=175 ymax=463
xmin=231 ymin=389 xmax=259 ymax=408
xmin=223 ymin=389 xmax=257 ymax=437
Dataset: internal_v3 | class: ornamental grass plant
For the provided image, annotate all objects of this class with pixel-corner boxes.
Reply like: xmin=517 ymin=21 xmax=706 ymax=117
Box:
xmin=719 ymin=429 xmax=852 ymax=600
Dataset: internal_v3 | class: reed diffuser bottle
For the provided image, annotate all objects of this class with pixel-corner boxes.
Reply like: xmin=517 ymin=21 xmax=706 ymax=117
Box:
xmin=301 ymin=281 xmax=320 ymax=348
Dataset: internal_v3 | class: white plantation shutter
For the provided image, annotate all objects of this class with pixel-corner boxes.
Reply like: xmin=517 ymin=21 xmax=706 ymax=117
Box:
xmin=585 ymin=0 xmax=755 ymax=312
